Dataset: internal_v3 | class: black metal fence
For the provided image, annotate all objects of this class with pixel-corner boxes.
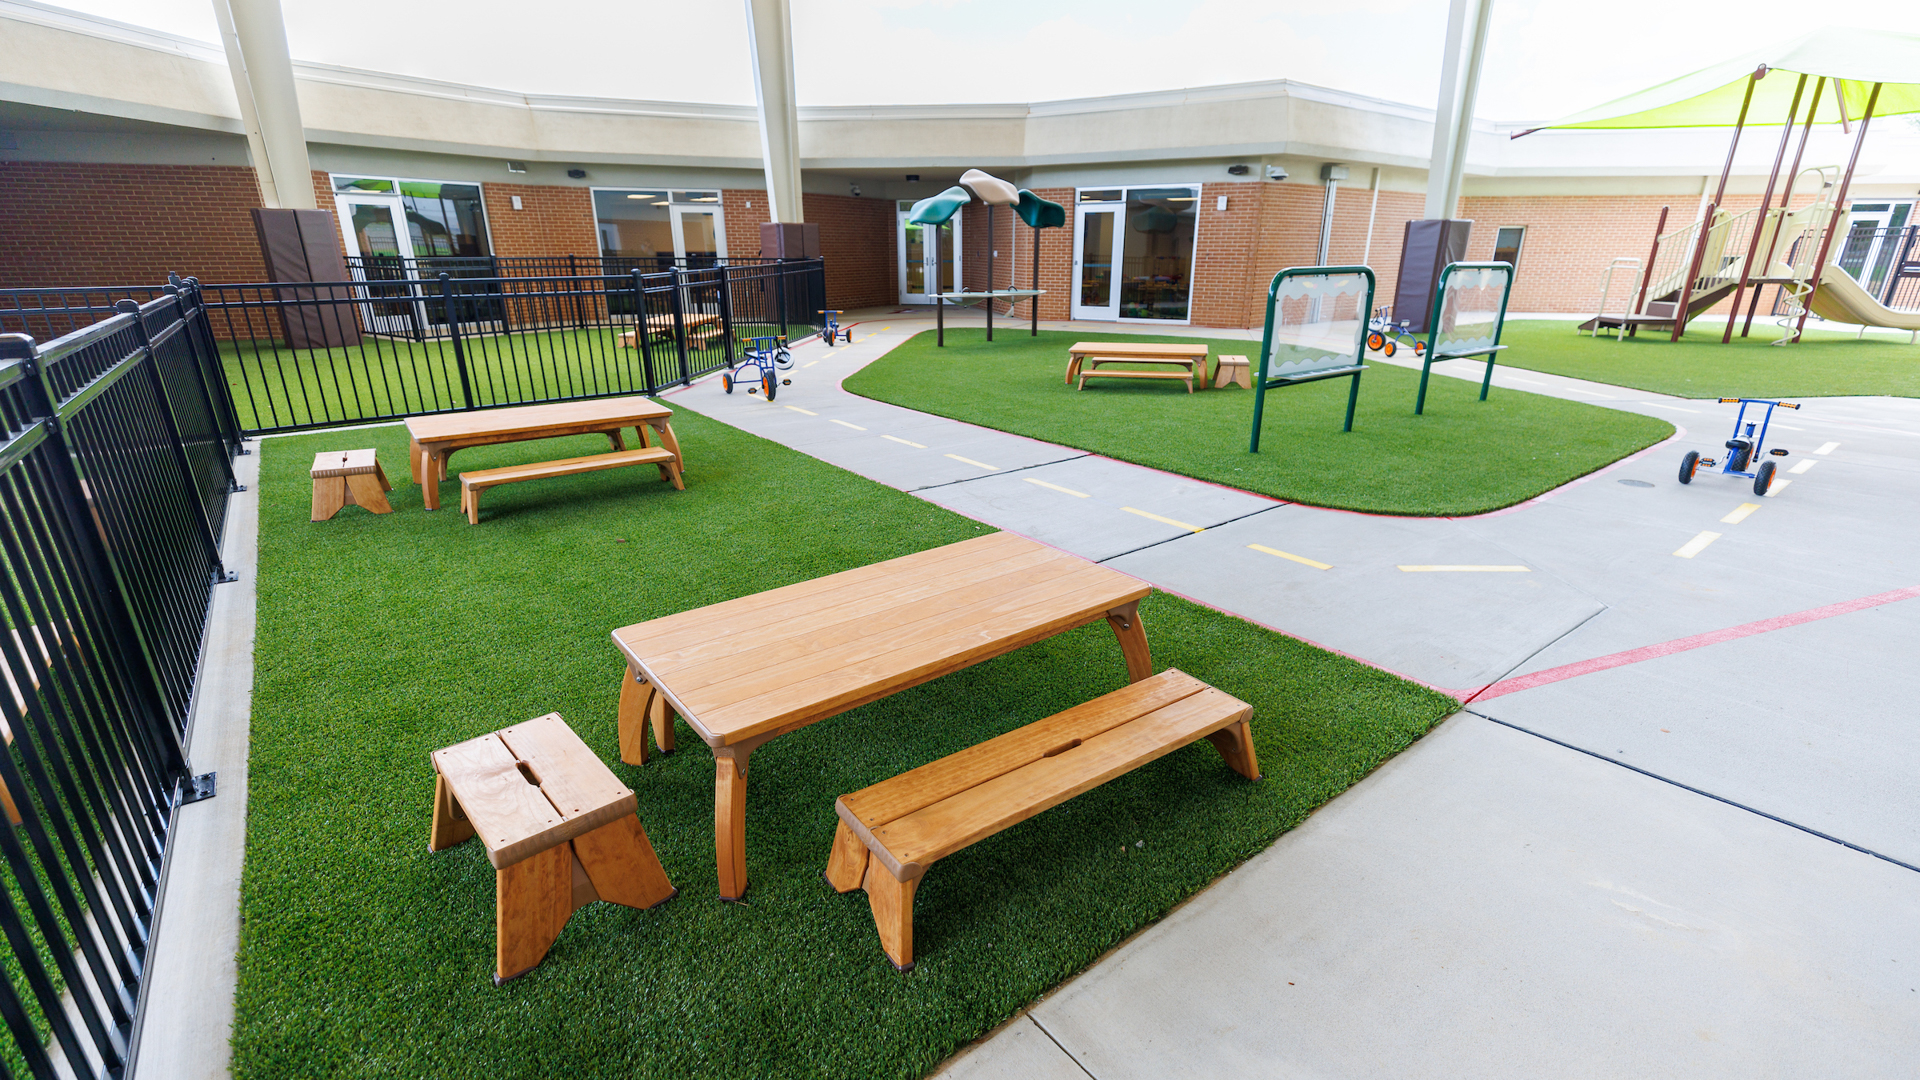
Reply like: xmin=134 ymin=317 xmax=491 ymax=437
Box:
xmin=0 ymin=285 xmax=239 ymax=1077
xmin=4 ymin=260 xmax=826 ymax=435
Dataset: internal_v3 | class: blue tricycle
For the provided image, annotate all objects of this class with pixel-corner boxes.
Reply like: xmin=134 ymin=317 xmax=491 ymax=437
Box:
xmin=722 ymin=335 xmax=793 ymax=400
xmin=1365 ymin=306 xmax=1427 ymax=359
xmin=1680 ymin=397 xmax=1799 ymax=496
xmin=818 ymin=310 xmax=852 ymax=346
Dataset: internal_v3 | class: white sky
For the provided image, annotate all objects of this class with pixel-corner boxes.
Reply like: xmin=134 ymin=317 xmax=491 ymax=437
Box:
xmin=46 ymin=0 xmax=1920 ymax=122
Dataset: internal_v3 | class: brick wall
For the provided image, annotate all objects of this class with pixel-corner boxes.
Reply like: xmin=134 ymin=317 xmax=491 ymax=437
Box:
xmin=481 ymin=183 xmax=597 ymax=259
xmin=0 ymin=161 xmax=270 ymax=287
xmin=719 ymin=189 xmax=894 ymax=309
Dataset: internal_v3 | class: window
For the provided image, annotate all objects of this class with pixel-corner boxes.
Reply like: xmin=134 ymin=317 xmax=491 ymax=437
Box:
xmin=593 ymin=189 xmax=727 ymax=267
xmin=1494 ymin=227 xmax=1525 ymax=269
xmin=1072 ymin=184 xmax=1201 ymax=322
xmin=330 ymin=175 xmax=490 ymax=257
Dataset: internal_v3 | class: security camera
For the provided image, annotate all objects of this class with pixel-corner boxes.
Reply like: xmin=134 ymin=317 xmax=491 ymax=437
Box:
xmin=1266 ymin=165 xmax=1288 ymax=181
xmin=850 ymin=183 xmax=862 ymax=197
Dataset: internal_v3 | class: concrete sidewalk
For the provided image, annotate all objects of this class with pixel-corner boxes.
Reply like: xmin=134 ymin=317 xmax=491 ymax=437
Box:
xmin=660 ymin=311 xmax=1920 ymax=1078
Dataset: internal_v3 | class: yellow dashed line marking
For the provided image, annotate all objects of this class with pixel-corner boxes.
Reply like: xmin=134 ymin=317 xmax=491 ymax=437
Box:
xmin=1789 ymin=459 xmax=1816 ymax=474
xmin=1397 ymin=565 xmax=1530 ymax=572
xmin=830 ymin=419 xmax=867 ymax=431
xmin=1673 ymin=531 xmax=1721 ymax=559
xmin=880 ymin=325 xmax=891 ymax=330
xmin=1765 ymin=479 xmax=1791 ymax=497
xmin=1815 ymin=441 xmax=1840 ymax=454
xmin=1122 ymin=507 xmax=1204 ymax=532
xmin=1248 ymin=544 xmax=1332 ymax=570
xmin=784 ymin=406 xmax=817 ymax=415
xmin=1024 ymin=478 xmax=1090 ymax=498
xmin=1720 ymin=502 xmax=1761 ymax=524
xmin=945 ymin=454 xmax=998 ymax=470
xmin=803 ymin=360 xmax=820 ymax=368
xmin=882 ymin=435 xmax=926 ymax=448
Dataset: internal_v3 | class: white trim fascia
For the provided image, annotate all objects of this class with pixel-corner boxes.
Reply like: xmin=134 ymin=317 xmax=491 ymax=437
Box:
xmin=0 ymin=0 xmax=225 ymax=63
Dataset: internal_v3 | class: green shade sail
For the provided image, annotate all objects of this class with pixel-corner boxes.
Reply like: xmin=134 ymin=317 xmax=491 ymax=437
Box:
xmin=1015 ymin=189 xmax=1066 ymax=229
xmin=908 ymin=187 xmax=971 ymax=226
xmin=1538 ymin=27 xmax=1920 ymax=131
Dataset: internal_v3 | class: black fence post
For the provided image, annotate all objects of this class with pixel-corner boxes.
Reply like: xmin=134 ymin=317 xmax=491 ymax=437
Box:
xmin=180 ymin=276 xmax=249 ymax=454
xmin=161 ymin=280 xmax=244 ymax=493
xmin=632 ymin=270 xmax=658 ymax=394
xmin=716 ymin=263 xmax=736 ymax=363
xmin=439 ymin=272 xmax=475 ymax=410
xmin=115 ymin=300 xmax=236 ymax=585
xmin=775 ymin=261 xmax=789 ymax=341
xmin=668 ymin=266 xmax=692 ymax=387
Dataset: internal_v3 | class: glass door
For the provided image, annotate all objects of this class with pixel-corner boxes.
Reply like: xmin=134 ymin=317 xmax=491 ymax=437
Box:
xmin=336 ymin=195 xmax=428 ymax=336
xmin=1072 ymin=203 xmax=1121 ymax=320
xmin=670 ymin=204 xmax=727 ymax=267
xmin=897 ymin=203 xmax=962 ymax=305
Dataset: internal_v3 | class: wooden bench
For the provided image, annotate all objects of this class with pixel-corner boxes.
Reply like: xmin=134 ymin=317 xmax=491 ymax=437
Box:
xmin=1213 ymin=354 xmax=1251 ymax=389
xmin=430 ymin=712 xmax=677 ymax=984
xmin=823 ymin=669 xmax=1257 ymax=971
xmin=458 ymin=446 xmax=682 ymax=524
xmin=310 ymin=448 xmax=393 ymax=521
xmin=1064 ymin=342 xmax=1209 ymax=389
xmin=1076 ymin=359 xmax=1201 ymax=393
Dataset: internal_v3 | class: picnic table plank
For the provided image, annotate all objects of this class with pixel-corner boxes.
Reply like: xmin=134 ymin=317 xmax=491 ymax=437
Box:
xmin=607 ymin=531 xmax=1152 ymax=899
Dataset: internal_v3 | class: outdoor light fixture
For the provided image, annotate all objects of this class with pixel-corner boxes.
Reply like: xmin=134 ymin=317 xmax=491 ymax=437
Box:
xmin=1227 ymin=164 xmax=1250 ymax=176
xmin=567 ymin=168 xmax=587 ymax=179
xmin=906 ymin=174 xmax=920 ymax=182
xmin=506 ymin=160 xmax=527 ymax=173
xmin=850 ymin=184 xmax=862 ymax=197
xmin=1266 ymin=165 xmax=1288 ymax=181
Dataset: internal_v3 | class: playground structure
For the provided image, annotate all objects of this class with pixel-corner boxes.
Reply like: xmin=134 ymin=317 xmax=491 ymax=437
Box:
xmin=1414 ymin=262 xmax=1514 ymax=415
xmin=1249 ymin=266 xmax=1375 ymax=449
xmin=908 ymin=171 xmax=1064 ymax=346
xmin=1533 ymin=28 xmax=1920 ymax=344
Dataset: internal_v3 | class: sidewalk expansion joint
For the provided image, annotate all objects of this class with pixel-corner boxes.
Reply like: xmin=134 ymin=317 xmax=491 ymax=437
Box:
xmin=1096 ymin=505 xmax=1284 ymax=563
xmin=1468 ymin=710 xmax=1920 ymax=876
xmin=905 ymin=453 xmax=1093 ymax=493
xmin=1027 ymin=1015 xmax=1102 ymax=1080
xmin=1463 ymin=604 xmax=1610 ymax=704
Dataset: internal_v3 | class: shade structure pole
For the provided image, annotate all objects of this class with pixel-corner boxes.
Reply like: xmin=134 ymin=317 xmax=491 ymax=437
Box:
xmin=1793 ymin=81 xmax=1882 ymax=344
xmin=745 ymin=0 xmax=803 ymax=223
xmin=1672 ymin=67 xmax=1760 ymax=342
xmin=1744 ymin=75 xmax=1827 ymax=337
xmin=1031 ymin=222 xmax=1040 ymax=336
xmin=212 ymin=0 xmax=316 ymax=209
xmin=1423 ymin=0 xmax=1491 ymax=221
xmin=986 ymin=203 xmax=995 ymax=342
xmin=1725 ymin=72 xmax=1806 ymax=342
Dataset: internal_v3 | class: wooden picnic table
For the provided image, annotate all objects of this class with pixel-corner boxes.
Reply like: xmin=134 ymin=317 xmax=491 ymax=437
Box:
xmin=616 ymin=313 xmax=721 ymax=349
xmin=1064 ymin=341 xmax=1211 ymax=391
xmin=405 ymin=397 xmax=684 ymax=511
xmin=609 ymin=530 xmax=1153 ymax=899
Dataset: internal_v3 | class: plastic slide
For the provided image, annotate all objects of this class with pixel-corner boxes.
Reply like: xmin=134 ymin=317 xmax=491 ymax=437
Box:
xmin=1808 ymin=264 xmax=1920 ymax=332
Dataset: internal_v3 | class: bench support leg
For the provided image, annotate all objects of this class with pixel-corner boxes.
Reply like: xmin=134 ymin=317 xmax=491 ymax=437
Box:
xmin=1343 ymin=370 xmax=1363 ymax=434
xmin=345 ymin=472 xmax=394 ymax=514
xmin=648 ymin=420 xmax=687 ymax=478
xmin=865 ymin=862 xmax=918 ymax=972
xmin=650 ymin=690 xmax=676 ymax=754
xmin=428 ymin=773 xmax=475 ymax=851
xmin=495 ymin=843 xmax=572 ymax=983
xmin=617 ymin=668 xmax=649 ymax=765
xmin=1204 ymin=718 xmax=1262 ymax=781
xmin=603 ymin=429 xmax=627 ymax=451
xmin=310 ymin=476 xmax=345 ymax=522
xmin=573 ymin=816 xmax=677 ymax=911
xmin=714 ymin=751 xmax=752 ymax=901
xmin=1105 ymin=601 xmax=1153 ymax=683
xmin=824 ymin=820 xmax=868 ymax=893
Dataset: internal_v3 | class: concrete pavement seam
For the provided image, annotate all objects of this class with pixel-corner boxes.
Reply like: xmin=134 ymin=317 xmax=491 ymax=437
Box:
xmin=1460 ymin=603 xmax=1612 ymax=704
xmin=905 ymin=453 xmax=1094 ymax=493
xmin=1467 ymin=710 xmax=1920 ymax=876
xmin=1093 ymin=504 xmax=1287 ymax=563
xmin=1027 ymin=1014 xmax=1102 ymax=1080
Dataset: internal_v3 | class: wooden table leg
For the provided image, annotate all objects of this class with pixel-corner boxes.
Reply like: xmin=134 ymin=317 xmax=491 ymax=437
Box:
xmin=713 ymin=749 xmax=751 ymax=900
xmin=407 ymin=437 xmax=424 ymax=483
xmin=1105 ymin=600 xmax=1153 ymax=683
xmin=617 ymin=666 xmax=649 ymax=765
xmin=648 ymin=420 xmax=684 ymax=475
xmin=421 ymin=449 xmax=443 ymax=510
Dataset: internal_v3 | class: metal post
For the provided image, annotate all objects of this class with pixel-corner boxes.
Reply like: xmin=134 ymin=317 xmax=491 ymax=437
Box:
xmin=114 ymin=301 xmax=236 ymax=584
xmin=1671 ymin=201 xmax=1718 ymax=341
xmin=1031 ymin=222 xmax=1041 ymax=336
xmin=438 ymin=273 xmax=475 ymax=409
xmin=159 ymin=281 xmax=244 ymax=493
xmin=775 ymin=261 xmax=789 ymax=341
xmin=936 ymin=295 xmax=945 ymax=347
xmin=1727 ymin=73 xmax=1808 ymax=342
xmin=1673 ymin=68 xmax=1761 ymax=342
xmin=1635 ymin=206 xmax=1669 ymax=319
xmin=1793 ymin=81 xmax=1882 ymax=344
xmin=667 ymin=266 xmax=692 ymax=386
xmin=986 ymin=203 xmax=995 ymax=342
xmin=632 ymin=270 xmax=658 ymax=393
xmin=1745 ymin=76 xmax=1826 ymax=337
xmin=715 ymin=263 xmax=736 ymax=365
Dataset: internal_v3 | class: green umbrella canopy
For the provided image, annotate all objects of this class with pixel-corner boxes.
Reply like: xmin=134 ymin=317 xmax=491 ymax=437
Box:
xmin=1536 ymin=27 xmax=1920 ymax=130
xmin=1014 ymin=189 xmax=1066 ymax=229
xmin=908 ymin=186 xmax=971 ymax=226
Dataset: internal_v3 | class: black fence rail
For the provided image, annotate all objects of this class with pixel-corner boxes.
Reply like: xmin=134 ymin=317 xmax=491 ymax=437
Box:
xmin=0 ymin=288 xmax=238 ymax=1077
xmin=345 ymin=253 xmax=790 ymax=282
xmin=197 ymin=258 xmax=823 ymax=434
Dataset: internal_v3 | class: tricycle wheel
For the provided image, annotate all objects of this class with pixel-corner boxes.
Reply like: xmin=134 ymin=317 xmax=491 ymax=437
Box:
xmin=1754 ymin=460 xmax=1776 ymax=497
xmin=1678 ymin=450 xmax=1699 ymax=484
xmin=722 ymin=373 xmax=733 ymax=394
xmin=1383 ymin=340 xmax=1396 ymax=358
xmin=1367 ymin=331 xmax=1384 ymax=352
xmin=763 ymin=374 xmax=777 ymax=401
xmin=1414 ymin=340 xmax=1426 ymax=357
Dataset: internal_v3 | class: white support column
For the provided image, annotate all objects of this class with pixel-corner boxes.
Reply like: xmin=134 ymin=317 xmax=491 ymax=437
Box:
xmin=1423 ymin=0 xmax=1493 ymax=221
xmin=212 ymin=0 xmax=315 ymax=210
xmin=744 ymin=0 xmax=803 ymax=224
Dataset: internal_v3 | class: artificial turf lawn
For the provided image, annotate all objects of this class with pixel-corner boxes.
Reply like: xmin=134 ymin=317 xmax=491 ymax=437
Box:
xmin=842 ymin=329 xmax=1673 ymax=516
xmin=234 ymin=409 xmax=1456 ymax=1079
xmin=1493 ymin=317 xmax=1920 ymax=399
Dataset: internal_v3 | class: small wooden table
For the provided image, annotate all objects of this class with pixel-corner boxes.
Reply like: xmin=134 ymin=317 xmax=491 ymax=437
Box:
xmin=609 ymin=531 xmax=1154 ymax=900
xmin=310 ymin=448 xmax=393 ymax=520
xmin=1065 ymin=342 xmax=1210 ymax=392
xmin=405 ymin=397 xmax=684 ymax=511
xmin=617 ymin=313 xmax=721 ymax=349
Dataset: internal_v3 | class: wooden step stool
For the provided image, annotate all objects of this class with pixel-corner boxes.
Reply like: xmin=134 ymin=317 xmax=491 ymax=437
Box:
xmin=311 ymin=449 xmax=393 ymax=521
xmin=1214 ymin=355 xmax=1252 ymax=389
xmin=825 ymin=669 xmax=1257 ymax=971
xmin=430 ymin=712 xmax=677 ymax=983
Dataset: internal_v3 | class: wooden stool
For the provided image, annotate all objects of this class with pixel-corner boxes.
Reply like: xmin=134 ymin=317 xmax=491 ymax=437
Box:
xmin=311 ymin=449 xmax=393 ymax=521
xmin=430 ymin=712 xmax=676 ymax=984
xmin=1214 ymin=355 xmax=1252 ymax=389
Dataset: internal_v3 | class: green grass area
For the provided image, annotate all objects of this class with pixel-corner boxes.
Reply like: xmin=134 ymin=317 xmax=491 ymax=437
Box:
xmin=234 ymin=411 xmax=1456 ymax=1079
xmin=218 ymin=322 xmax=788 ymax=432
xmin=842 ymin=329 xmax=1672 ymax=516
xmin=1494 ymin=317 xmax=1920 ymax=399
